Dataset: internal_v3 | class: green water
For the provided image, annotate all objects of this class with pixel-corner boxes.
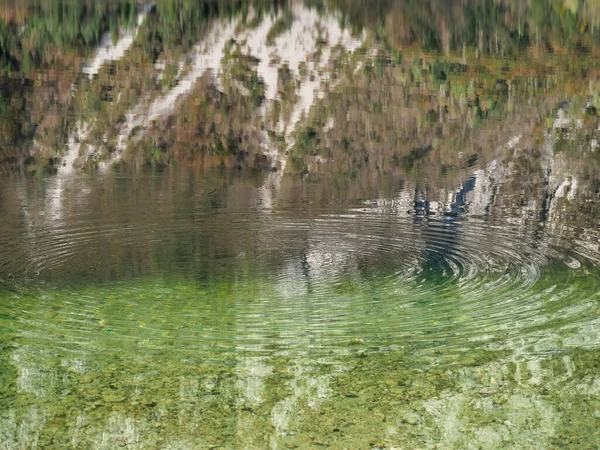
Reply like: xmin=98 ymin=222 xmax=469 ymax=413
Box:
xmin=1 ymin=0 xmax=600 ymax=447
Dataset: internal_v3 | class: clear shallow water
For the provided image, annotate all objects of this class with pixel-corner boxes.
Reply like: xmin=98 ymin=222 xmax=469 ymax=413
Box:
xmin=1 ymin=168 xmax=599 ymax=448
xmin=1 ymin=0 xmax=600 ymax=448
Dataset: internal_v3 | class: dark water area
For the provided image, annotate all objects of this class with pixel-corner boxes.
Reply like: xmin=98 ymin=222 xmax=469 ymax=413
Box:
xmin=0 ymin=0 xmax=600 ymax=448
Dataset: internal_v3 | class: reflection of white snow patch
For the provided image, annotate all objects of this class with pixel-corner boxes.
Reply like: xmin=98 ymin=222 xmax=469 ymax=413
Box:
xmin=563 ymin=320 xmax=600 ymax=348
xmin=147 ymin=21 xmax=237 ymax=120
xmin=258 ymin=6 xmax=363 ymax=141
xmin=553 ymin=177 xmax=578 ymax=200
xmin=83 ymin=33 xmax=136 ymax=79
xmin=467 ymin=160 xmax=504 ymax=216
xmin=61 ymin=122 xmax=91 ymax=175
xmin=12 ymin=351 xmax=58 ymax=398
xmin=0 ymin=405 xmax=47 ymax=449
xmin=271 ymin=365 xmax=330 ymax=441
xmin=100 ymin=414 xmax=139 ymax=448
xmin=567 ymin=178 xmax=578 ymax=200
xmin=154 ymin=60 xmax=166 ymax=81
xmin=365 ymin=187 xmax=415 ymax=215
xmin=104 ymin=19 xmax=239 ymax=169
xmin=106 ymin=5 xmax=364 ymax=176
xmin=424 ymin=360 xmax=559 ymax=449
xmin=83 ymin=4 xmax=152 ymax=79
xmin=506 ymin=134 xmax=522 ymax=149
xmin=323 ymin=116 xmax=335 ymax=132
xmin=236 ymin=357 xmax=273 ymax=406
xmin=241 ymin=5 xmax=363 ymax=207
xmin=546 ymin=176 xmax=579 ymax=228
xmin=553 ymin=109 xmax=571 ymax=129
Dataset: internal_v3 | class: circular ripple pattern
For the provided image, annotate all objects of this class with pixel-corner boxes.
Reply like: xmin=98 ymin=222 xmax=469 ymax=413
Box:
xmin=0 ymin=174 xmax=599 ymax=360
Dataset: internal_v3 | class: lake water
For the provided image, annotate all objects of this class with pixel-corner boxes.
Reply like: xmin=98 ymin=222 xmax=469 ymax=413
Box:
xmin=1 ymin=1 xmax=600 ymax=448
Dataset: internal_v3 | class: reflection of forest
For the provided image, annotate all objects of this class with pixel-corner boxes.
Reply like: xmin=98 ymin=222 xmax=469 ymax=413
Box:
xmin=0 ymin=0 xmax=599 ymax=189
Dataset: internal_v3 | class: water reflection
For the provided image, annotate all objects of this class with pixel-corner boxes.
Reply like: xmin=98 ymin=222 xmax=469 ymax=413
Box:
xmin=0 ymin=0 xmax=598 ymax=176
xmin=0 ymin=0 xmax=600 ymax=448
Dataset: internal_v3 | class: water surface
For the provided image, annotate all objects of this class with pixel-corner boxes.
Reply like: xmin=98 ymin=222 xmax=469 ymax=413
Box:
xmin=1 ymin=1 xmax=600 ymax=448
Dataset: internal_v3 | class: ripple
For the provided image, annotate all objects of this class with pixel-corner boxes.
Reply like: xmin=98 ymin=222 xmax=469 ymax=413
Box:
xmin=1 ymin=195 xmax=598 ymax=360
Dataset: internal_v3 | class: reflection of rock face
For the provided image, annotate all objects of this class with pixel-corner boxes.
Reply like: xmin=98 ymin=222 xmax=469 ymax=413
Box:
xmin=62 ymin=3 xmax=365 ymax=173
xmin=83 ymin=4 xmax=153 ymax=80
xmin=5 ymin=0 xmax=600 ymax=178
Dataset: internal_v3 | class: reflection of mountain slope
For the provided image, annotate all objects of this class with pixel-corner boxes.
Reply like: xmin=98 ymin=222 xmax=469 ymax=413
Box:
xmin=83 ymin=4 xmax=153 ymax=80
xmin=51 ymin=4 xmax=365 ymax=173
xmin=5 ymin=0 xmax=600 ymax=174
